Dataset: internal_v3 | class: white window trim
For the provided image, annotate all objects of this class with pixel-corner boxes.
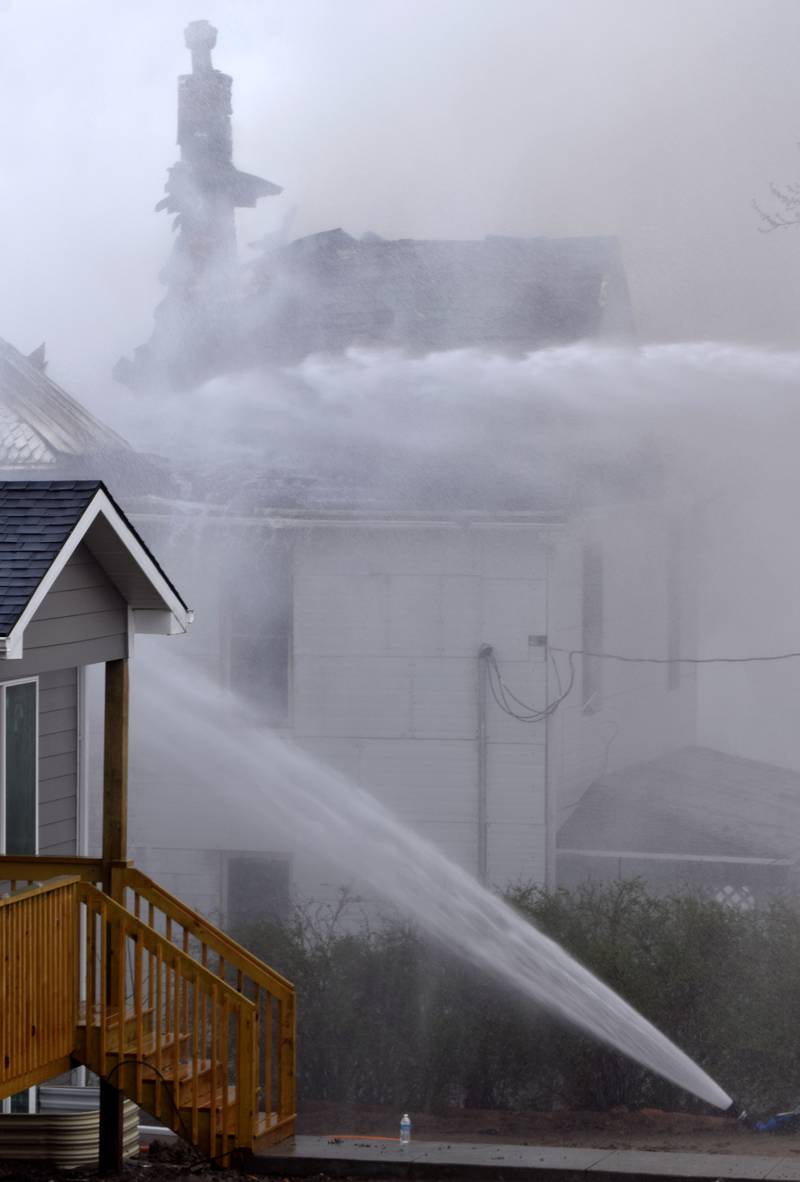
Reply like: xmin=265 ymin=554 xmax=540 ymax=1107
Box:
xmin=0 ymin=676 xmax=39 ymax=855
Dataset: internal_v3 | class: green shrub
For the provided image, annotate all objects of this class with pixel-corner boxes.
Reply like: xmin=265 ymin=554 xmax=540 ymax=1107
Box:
xmin=234 ymin=880 xmax=800 ymax=1114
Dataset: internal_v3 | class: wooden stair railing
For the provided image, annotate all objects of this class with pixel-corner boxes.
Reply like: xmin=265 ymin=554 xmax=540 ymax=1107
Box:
xmin=0 ymin=877 xmax=79 ymax=1095
xmin=122 ymin=868 xmax=296 ymax=1146
xmin=0 ymin=858 xmax=296 ymax=1159
xmin=76 ymin=882 xmax=259 ymax=1161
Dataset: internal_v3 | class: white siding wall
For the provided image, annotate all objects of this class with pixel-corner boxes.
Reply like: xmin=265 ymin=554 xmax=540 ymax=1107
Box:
xmin=38 ymin=667 xmax=79 ymax=854
xmin=291 ymin=525 xmax=551 ymax=893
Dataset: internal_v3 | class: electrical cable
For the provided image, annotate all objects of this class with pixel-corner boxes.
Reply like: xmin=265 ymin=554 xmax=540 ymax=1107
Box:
xmin=482 ymin=646 xmax=575 ymax=722
xmin=482 ymin=643 xmax=800 ymax=724
xmin=552 ymin=646 xmax=800 ymax=665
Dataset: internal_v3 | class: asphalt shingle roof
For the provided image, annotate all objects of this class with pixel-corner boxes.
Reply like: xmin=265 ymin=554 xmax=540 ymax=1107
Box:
xmin=0 ymin=480 xmax=102 ymax=636
xmin=558 ymin=746 xmax=800 ymax=861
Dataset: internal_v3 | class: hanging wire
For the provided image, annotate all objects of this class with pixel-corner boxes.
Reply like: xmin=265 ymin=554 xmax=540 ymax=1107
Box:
xmin=482 ymin=642 xmax=800 ymax=723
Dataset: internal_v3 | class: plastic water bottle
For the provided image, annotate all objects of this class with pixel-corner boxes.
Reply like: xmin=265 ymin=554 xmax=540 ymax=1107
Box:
xmin=399 ymin=1113 xmax=411 ymax=1147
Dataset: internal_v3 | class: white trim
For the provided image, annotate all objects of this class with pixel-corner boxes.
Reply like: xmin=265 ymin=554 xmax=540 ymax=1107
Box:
xmin=76 ymin=666 xmax=89 ymax=858
xmin=0 ymin=676 xmax=39 ymax=856
xmin=1 ymin=489 xmax=190 ymax=658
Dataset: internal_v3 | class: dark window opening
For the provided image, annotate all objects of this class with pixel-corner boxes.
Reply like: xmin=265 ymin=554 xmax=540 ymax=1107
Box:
xmin=222 ymin=532 xmax=293 ymax=725
xmin=666 ymin=522 xmax=682 ymax=692
xmin=225 ymin=853 xmax=291 ymax=932
xmin=4 ymin=680 xmax=37 ymax=855
xmin=582 ymin=542 xmax=603 ymax=714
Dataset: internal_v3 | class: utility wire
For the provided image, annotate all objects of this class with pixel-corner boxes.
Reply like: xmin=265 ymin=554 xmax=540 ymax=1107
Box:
xmin=482 ymin=644 xmax=800 ymax=724
xmin=551 ymin=646 xmax=800 ymax=665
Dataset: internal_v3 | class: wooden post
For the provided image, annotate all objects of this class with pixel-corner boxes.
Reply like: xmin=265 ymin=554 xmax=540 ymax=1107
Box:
xmin=100 ymin=658 xmax=128 ymax=1175
xmin=102 ymin=658 xmax=129 ymax=897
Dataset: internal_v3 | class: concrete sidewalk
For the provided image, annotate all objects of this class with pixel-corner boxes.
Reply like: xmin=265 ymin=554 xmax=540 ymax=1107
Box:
xmin=254 ymin=1134 xmax=800 ymax=1180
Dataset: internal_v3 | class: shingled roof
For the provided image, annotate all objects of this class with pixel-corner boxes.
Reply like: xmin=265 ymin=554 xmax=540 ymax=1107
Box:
xmin=0 ymin=480 xmax=189 ymax=645
xmin=0 ymin=480 xmax=101 ymax=635
xmin=558 ymin=746 xmax=800 ymax=861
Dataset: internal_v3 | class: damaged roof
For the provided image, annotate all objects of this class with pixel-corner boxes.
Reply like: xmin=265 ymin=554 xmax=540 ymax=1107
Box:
xmin=558 ymin=746 xmax=800 ymax=862
xmin=244 ymin=230 xmax=635 ymax=364
xmin=118 ymin=229 xmax=635 ymax=388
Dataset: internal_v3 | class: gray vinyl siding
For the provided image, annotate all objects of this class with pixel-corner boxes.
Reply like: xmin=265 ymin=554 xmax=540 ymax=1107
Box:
xmin=1 ymin=543 xmax=128 ymax=679
xmin=38 ymin=668 xmax=78 ymax=854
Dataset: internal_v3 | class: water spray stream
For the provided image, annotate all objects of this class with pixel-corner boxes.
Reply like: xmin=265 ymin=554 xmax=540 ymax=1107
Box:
xmin=134 ymin=652 xmax=731 ymax=1110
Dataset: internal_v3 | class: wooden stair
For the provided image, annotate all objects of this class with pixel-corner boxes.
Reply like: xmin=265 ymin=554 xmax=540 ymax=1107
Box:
xmin=0 ymin=865 xmax=296 ymax=1165
xmin=75 ymin=878 xmax=296 ymax=1161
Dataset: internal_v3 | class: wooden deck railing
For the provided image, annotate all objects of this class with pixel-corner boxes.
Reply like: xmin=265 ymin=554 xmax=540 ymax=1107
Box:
xmin=0 ymin=877 xmax=79 ymax=1094
xmin=122 ymin=867 xmax=295 ymax=1139
xmin=76 ymin=881 xmax=259 ymax=1159
xmin=0 ymin=855 xmax=103 ymax=899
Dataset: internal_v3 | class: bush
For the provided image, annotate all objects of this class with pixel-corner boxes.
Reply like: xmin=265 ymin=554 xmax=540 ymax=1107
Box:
xmin=234 ymin=880 xmax=800 ymax=1114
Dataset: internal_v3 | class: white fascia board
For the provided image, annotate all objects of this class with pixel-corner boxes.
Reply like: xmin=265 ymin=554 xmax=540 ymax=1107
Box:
xmin=3 ymin=488 xmax=191 ymax=658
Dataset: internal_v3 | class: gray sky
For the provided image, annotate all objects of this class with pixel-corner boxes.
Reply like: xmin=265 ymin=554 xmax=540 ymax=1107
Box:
xmin=3 ymin=0 xmax=800 ymax=398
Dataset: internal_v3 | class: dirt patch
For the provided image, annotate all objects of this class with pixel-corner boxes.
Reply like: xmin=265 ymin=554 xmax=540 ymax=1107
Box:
xmin=297 ymin=1100 xmax=800 ymax=1158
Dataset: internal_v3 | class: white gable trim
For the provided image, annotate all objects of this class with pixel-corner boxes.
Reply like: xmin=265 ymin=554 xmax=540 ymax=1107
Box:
xmin=0 ymin=488 xmax=191 ymax=658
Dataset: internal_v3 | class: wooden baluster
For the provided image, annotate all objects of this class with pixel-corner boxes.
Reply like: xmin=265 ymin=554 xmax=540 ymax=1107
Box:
xmin=116 ymin=915 xmax=127 ymax=1092
xmin=134 ymin=926 xmax=143 ymax=1102
xmin=191 ymin=969 xmax=199 ymax=1146
xmin=209 ymin=982 xmax=219 ymax=1156
xmin=182 ymin=928 xmax=190 ymax=1035
xmin=237 ymin=1004 xmax=255 ymax=1150
xmin=148 ymin=901 xmax=155 ymax=1013
xmin=99 ymin=900 xmax=108 ymax=1070
xmin=264 ymin=993 xmax=273 ymax=1124
xmin=201 ymin=942 xmax=209 ymax=1084
xmin=155 ymin=942 xmax=163 ymax=1121
xmin=172 ymin=954 xmax=180 ymax=1124
xmin=221 ymin=995 xmax=229 ymax=1150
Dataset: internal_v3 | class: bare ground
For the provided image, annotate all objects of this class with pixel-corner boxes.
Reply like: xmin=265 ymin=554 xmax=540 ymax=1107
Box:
xmin=297 ymin=1100 xmax=800 ymax=1158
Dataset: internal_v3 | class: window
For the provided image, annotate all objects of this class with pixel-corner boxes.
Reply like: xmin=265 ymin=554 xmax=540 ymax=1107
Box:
xmin=1 ymin=679 xmax=38 ymax=855
xmin=0 ymin=678 xmax=38 ymax=1116
xmin=221 ymin=532 xmax=293 ymax=725
xmin=224 ymin=853 xmax=291 ymax=932
xmin=581 ymin=542 xmax=603 ymax=713
xmin=666 ymin=522 xmax=682 ymax=692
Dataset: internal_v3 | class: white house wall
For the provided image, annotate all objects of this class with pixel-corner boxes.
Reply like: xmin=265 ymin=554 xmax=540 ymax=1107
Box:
xmin=291 ymin=524 xmax=551 ymax=892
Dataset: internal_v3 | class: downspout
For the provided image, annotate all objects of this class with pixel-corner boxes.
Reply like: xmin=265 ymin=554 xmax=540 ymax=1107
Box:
xmin=477 ymin=644 xmax=492 ymax=885
xmin=544 ymin=547 xmax=556 ymax=892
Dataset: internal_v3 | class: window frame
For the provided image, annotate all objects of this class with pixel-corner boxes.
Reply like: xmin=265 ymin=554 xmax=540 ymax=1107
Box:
xmin=0 ymin=676 xmax=39 ymax=856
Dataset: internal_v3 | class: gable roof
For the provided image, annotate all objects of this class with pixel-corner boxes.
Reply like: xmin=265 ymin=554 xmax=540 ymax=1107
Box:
xmin=0 ymin=338 xmax=129 ymax=465
xmin=558 ymin=746 xmax=800 ymax=862
xmin=0 ymin=480 xmax=190 ymax=657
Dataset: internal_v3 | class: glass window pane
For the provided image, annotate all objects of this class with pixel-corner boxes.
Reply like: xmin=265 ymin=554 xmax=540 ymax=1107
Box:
xmin=5 ymin=682 xmax=37 ymax=855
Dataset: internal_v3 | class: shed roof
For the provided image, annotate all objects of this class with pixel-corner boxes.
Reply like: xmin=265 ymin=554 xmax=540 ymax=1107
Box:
xmin=0 ymin=480 xmax=190 ymax=655
xmin=557 ymin=746 xmax=800 ymax=862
